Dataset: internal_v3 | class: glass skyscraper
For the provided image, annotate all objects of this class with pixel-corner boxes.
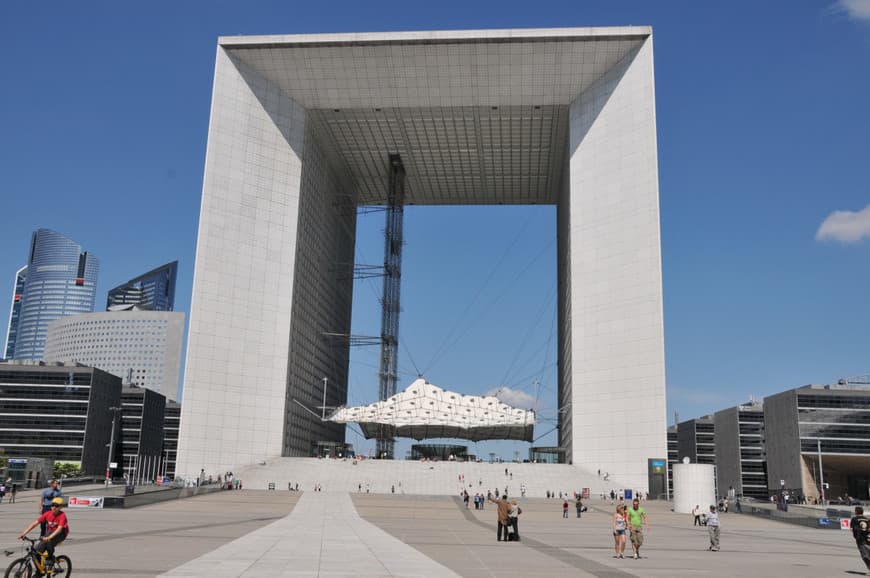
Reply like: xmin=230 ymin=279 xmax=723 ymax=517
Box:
xmin=3 ymin=266 xmax=27 ymax=359
xmin=12 ymin=229 xmax=99 ymax=360
xmin=106 ymin=261 xmax=177 ymax=311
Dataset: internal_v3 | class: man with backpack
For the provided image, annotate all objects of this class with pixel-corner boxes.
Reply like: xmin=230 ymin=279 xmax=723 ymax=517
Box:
xmin=850 ymin=506 xmax=870 ymax=575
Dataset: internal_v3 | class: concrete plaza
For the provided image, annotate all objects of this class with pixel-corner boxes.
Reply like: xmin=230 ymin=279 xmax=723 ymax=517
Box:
xmin=0 ymin=488 xmax=866 ymax=577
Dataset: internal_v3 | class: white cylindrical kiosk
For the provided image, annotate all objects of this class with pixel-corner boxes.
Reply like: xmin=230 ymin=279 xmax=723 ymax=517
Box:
xmin=673 ymin=463 xmax=716 ymax=514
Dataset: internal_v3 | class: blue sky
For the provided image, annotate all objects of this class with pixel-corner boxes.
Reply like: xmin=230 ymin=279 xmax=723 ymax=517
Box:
xmin=1 ymin=1 xmax=869 ymax=460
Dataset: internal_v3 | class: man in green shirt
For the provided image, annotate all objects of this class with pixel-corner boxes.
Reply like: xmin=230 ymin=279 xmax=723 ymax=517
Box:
xmin=627 ymin=498 xmax=649 ymax=559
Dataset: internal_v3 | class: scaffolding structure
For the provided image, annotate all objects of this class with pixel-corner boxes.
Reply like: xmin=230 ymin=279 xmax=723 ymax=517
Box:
xmin=376 ymin=154 xmax=406 ymax=459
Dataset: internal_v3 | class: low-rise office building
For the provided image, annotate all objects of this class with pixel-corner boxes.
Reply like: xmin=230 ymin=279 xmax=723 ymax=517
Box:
xmin=164 ymin=400 xmax=180 ymax=478
xmin=673 ymin=381 xmax=870 ymax=502
xmin=0 ymin=361 xmax=121 ymax=476
xmin=120 ymin=385 xmax=166 ymax=482
xmin=714 ymin=400 xmax=768 ymax=500
xmin=765 ymin=384 xmax=870 ymax=501
xmin=666 ymin=425 xmax=678 ymax=493
xmin=676 ymin=415 xmax=715 ymax=465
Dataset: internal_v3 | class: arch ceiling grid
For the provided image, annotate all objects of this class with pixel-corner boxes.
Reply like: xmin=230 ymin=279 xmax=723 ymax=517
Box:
xmin=309 ymin=105 xmax=567 ymax=205
xmin=227 ymin=34 xmax=644 ymax=205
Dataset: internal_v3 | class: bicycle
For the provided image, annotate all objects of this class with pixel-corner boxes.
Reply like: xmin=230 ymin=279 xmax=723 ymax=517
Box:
xmin=4 ymin=536 xmax=71 ymax=577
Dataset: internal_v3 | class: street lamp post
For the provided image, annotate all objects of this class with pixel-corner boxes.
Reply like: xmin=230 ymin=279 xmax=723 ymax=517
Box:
xmin=817 ymin=438 xmax=826 ymax=505
xmin=105 ymin=406 xmax=121 ymax=487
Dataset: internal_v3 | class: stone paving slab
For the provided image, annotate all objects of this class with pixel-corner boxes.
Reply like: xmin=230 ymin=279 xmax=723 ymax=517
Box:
xmin=160 ymin=492 xmax=459 ymax=578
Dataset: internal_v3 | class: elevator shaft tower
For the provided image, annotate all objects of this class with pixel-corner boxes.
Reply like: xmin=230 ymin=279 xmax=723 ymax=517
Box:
xmin=376 ymin=154 xmax=406 ymax=459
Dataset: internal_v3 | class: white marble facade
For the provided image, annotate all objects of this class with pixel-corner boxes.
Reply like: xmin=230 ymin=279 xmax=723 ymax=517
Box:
xmin=178 ymin=28 xmax=666 ymax=491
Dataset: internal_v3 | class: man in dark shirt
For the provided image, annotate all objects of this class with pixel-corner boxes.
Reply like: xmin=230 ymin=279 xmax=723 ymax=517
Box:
xmin=850 ymin=506 xmax=870 ymax=574
xmin=39 ymin=480 xmax=62 ymax=536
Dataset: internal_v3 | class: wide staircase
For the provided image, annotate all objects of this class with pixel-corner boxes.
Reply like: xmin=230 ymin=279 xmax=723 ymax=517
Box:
xmin=235 ymin=457 xmax=625 ymax=498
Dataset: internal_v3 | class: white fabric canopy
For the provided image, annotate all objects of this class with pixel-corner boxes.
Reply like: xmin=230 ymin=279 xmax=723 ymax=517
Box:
xmin=328 ymin=378 xmax=535 ymax=442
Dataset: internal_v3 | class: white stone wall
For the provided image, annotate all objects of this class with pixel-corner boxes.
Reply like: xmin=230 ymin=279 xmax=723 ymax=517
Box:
xmin=177 ymin=47 xmax=307 ymax=477
xmin=564 ymin=37 xmax=667 ymax=489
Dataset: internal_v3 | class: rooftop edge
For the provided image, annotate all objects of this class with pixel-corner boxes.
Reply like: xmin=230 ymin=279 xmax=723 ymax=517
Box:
xmin=218 ymin=26 xmax=652 ymax=48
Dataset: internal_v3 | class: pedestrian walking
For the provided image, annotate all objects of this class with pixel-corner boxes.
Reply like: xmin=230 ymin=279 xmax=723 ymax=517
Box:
xmin=627 ymin=498 xmax=649 ymax=559
xmin=575 ymin=496 xmax=583 ymax=518
xmin=562 ymin=499 xmax=569 ymax=518
xmin=693 ymin=504 xmax=702 ymax=526
xmin=850 ymin=506 xmax=870 ymax=574
xmin=612 ymin=504 xmax=628 ymax=558
xmin=707 ymin=505 xmax=720 ymax=551
xmin=39 ymin=480 xmax=62 ymax=536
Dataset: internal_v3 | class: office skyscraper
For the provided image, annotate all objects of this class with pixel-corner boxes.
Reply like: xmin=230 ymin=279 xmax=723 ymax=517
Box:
xmin=12 ymin=229 xmax=99 ymax=360
xmin=107 ymin=261 xmax=177 ymax=311
xmin=3 ymin=266 xmax=27 ymax=359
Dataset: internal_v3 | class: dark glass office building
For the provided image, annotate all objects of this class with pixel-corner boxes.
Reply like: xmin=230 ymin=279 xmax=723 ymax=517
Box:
xmin=666 ymin=425 xmax=678 ymax=493
xmin=765 ymin=384 xmax=870 ymax=501
xmin=676 ymin=415 xmax=715 ymax=465
xmin=3 ymin=266 xmax=27 ymax=359
xmin=714 ymin=401 xmax=768 ymax=500
xmin=106 ymin=261 xmax=177 ymax=311
xmin=120 ymin=385 xmax=166 ymax=481
xmin=0 ymin=361 xmax=121 ymax=475
xmin=163 ymin=400 xmax=181 ymax=479
xmin=12 ymin=229 xmax=99 ymax=360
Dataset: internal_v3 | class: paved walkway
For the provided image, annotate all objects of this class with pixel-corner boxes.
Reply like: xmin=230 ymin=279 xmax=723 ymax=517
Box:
xmin=160 ymin=492 xmax=460 ymax=577
xmin=3 ymin=489 xmax=866 ymax=576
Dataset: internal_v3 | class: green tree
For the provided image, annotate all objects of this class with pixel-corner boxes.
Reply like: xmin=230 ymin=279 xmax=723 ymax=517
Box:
xmin=53 ymin=462 xmax=82 ymax=479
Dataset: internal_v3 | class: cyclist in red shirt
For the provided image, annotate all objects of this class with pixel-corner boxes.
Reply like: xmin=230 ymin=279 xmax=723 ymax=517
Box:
xmin=18 ymin=497 xmax=69 ymax=565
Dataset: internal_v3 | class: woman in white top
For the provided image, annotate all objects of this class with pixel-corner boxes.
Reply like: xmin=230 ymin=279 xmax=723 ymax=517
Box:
xmin=692 ymin=504 xmax=702 ymax=526
xmin=509 ymin=499 xmax=521 ymax=540
xmin=612 ymin=504 xmax=627 ymax=558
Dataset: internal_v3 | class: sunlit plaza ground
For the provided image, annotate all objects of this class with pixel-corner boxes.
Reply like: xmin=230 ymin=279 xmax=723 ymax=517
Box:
xmin=0 ymin=487 xmax=866 ymax=577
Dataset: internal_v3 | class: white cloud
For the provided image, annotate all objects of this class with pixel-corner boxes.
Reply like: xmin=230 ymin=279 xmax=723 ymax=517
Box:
xmin=486 ymin=386 xmax=541 ymax=410
xmin=816 ymin=205 xmax=870 ymax=244
xmin=831 ymin=0 xmax=870 ymax=22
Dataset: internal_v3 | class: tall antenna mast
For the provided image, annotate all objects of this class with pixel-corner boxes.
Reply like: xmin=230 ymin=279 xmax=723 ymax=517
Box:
xmin=376 ymin=154 xmax=405 ymax=459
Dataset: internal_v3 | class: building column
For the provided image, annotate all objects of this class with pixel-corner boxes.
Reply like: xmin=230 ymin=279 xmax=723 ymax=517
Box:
xmin=560 ymin=37 xmax=667 ymax=490
xmin=177 ymin=46 xmax=307 ymax=477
